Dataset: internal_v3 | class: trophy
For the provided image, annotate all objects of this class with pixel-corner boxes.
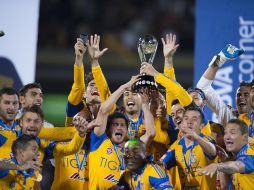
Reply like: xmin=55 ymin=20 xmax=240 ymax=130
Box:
xmin=133 ymin=34 xmax=158 ymax=92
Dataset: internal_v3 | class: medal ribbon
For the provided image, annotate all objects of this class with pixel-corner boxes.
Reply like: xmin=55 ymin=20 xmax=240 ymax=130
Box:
xmin=0 ymin=119 xmax=16 ymax=130
xmin=125 ymin=112 xmax=143 ymax=139
xmin=182 ymin=143 xmax=195 ymax=177
xmin=247 ymin=112 xmax=254 ymax=137
xmin=113 ymin=144 xmax=124 ymax=171
xmin=75 ymin=151 xmax=88 ymax=171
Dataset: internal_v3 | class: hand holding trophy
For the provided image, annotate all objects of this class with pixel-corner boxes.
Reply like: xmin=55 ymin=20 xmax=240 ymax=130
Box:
xmin=133 ymin=34 xmax=158 ymax=92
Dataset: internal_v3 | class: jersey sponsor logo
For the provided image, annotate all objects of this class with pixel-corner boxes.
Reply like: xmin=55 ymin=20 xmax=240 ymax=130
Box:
xmin=61 ymin=157 xmax=88 ymax=169
xmin=70 ymin=172 xmax=88 ymax=181
xmin=106 ymin=147 xmax=113 ymax=155
xmin=104 ymin=174 xmax=118 ymax=183
xmin=100 ymin=156 xmax=120 ymax=171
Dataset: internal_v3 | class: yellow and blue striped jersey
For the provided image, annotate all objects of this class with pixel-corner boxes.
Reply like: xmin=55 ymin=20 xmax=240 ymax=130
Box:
xmin=119 ymin=162 xmax=173 ymax=190
xmin=231 ymin=144 xmax=254 ymax=190
xmin=161 ymin=134 xmax=216 ymax=190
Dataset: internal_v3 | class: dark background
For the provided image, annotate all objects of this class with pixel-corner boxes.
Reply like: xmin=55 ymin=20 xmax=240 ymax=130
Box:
xmin=35 ymin=0 xmax=195 ymax=125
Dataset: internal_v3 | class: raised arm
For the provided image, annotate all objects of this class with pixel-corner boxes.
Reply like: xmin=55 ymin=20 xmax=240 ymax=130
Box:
xmin=65 ymin=38 xmax=87 ymax=126
xmin=140 ymin=63 xmax=192 ymax=107
xmin=162 ymin=33 xmax=179 ymax=115
xmin=93 ymin=76 xmax=140 ymax=137
xmin=0 ymin=159 xmax=41 ymax=171
xmin=196 ymin=44 xmax=244 ymax=126
xmin=185 ymin=128 xmax=216 ymax=157
xmin=139 ymin=88 xmax=156 ymax=145
xmin=87 ymin=34 xmax=116 ymax=112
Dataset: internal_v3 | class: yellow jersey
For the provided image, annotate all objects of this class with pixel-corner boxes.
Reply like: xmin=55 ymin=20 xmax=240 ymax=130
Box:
xmin=0 ymin=129 xmax=17 ymax=158
xmin=50 ymin=149 xmax=89 ymax=190
xmin=239 ymin=112 xmax=254 ymax=137
xmin=0 ymin=158 xmax=40 ymax=190
xmin=231 ymin=144 xmax=254 ymax=190
xmin=161 ymin=134 xmax=217 ymax=190
xmin=119 ymin=162 xmax=173 ymax=190
xmin=88 ymin=131 xmax=124 ymax=189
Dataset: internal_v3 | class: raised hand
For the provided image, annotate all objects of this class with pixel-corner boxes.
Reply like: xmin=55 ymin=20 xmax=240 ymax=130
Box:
xmin=122 ymin=75 xmax=140 ymax=90
xmin=87 ymin=34 xmax=108 ymax=61
xmin=161 ymin=33 xmax=179 ymax=59
xmin=197 ymin=163 xmax=218 ymax=178
xmin=18 ymin=160 xmax=42 ymax=172
xmin=140 ymin=62 xmax=159 ymax=77
xmin=215 ymin=144 xmax=229 ymax=162
xmin=73 ymin=114 xmax=89 ymax=137
xmin=74 ymin=38 xmax=86 ymax=59
xmin=184 ymin=128 xmax=198 ymax=141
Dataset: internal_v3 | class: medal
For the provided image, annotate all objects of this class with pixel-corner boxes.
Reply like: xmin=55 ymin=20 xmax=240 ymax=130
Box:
xmin=36 ymin=173 xmax=43 ymax=182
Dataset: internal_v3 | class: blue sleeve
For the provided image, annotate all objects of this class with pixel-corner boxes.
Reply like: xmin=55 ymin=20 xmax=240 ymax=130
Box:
xmin=149 ymin=175 xmax=173 ymax=189
xmin=0 ymin=170 xmax=9 ymax=178
xmin=162 ymin=150 xmax=176 ymax=169
xmin=0 ymin=134 xmax=7 ymax=147
xmin=90 ymin=131 xmax=107 ymax=152
xmin=43 ymin=141 xmax=58 ymax=160
xmin=237 ymin=155 xmax=254 ymax=174
xmin=66 ymin=101 xmax=84 ymax=117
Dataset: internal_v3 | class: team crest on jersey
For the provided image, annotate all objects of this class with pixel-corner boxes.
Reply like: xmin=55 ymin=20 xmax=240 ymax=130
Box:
xmin=104 ymin=174 xmax=118 ymax=183
xmin=106 ymin=147 xmax=113 ymax=155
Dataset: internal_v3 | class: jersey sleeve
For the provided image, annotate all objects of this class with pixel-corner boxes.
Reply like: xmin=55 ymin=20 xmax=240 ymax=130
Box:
xmin=65 ymin=64 xmax=86 ymax=127
xmin=155 ymin=73 xmax=192 ymax=107
xmin=38 ymin=127 xmax=76 ymax=141
xmin=197 ymin=76 xmax=236 ymax=126
xmin=44 ymin=132 xmax=86 ymax=159
xmin=153 ymin=117 xmax=170 ymax=145
xmin=53 ymin=132 xmax=86 ymax=157
xmin=92 ymin=65 xmax=116 ymax=114
xmin=237 ymin=154 xmax=254 ymax=174
xmin=149 ymin=164 xmax=173 ymax=189
xmin=89 ymin=131 xmax=107 ymax=152
xmin=68 ymin=64 xmax=85 ymax=105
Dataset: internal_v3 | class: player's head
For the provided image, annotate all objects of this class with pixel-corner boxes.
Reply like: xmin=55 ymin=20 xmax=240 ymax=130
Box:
xmin=123 ymin=87 xmax=142 ymax=115
xmin=236 ymin=81 xmax=251 ymax=114
xmin=0 ymin=87 xmax=19 ymax=124
xmin=20 ymin=105 xmax=44 ymax=136
xmin=224 ymin=119 xmax=248 ymax=154
xmin=124 ymin=138 xmax=146 ymax=172
xmin=150 ymin=91 xmax=166 ymax=118
xmin=107 ymin=112 xmax=128 ymax=145
xmin=248 ymin=80 xmax=254 ymax=111
xmin=19 ymin=83 xmax=43 ymax=109
xmin=12 ymin=134 xmax=39 ymax=163
xmin=171 ymin=99 xmax=185 ymax=129
xmin=84 ymin=72 xmax=101 ymax=104
xmin=181 ymin=106 xmax=204 ymax=135
xmin=187 ymin=87 xmax=206 ymax=110
xmin=210 ymin=122 xmax=224 ymax=148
